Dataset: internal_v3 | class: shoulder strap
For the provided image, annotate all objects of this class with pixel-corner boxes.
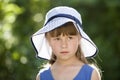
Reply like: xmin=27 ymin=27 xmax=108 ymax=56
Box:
xmin=74 ymin=64 xmax=94 ymax=80
xmin=40 ymin=67 xmax=54 ymax=80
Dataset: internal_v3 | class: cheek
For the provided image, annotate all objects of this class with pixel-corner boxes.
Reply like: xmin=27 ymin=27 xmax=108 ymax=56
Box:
xmin=49 ymin=41 xmax=60 ymax=52
xmin=50 ymin=44 xmax=60 ymax=56
xmin=72 ymin=42 xmax=79 ymax=49
xmin=47 ymin=38 xmax=60 ymax=54
xmin=69 ymin=39 xmax=79 ymax=50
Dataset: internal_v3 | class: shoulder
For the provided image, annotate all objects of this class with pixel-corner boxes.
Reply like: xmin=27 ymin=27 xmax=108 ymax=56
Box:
xmin=40 ymin=67 xmax=50 ymax=73
xmin=82 ymin=64 xmax=101 ymax=80
xmin=91 ymin=69 xmax=101 ymax=80
xmin=90 ymin=64 xmax=101 ymax=80
xmin=82 ymin=64 xmax=94 ymax=73
xmin=36 ymin=67 xmax=50 ymax=80
xmin=36 ymin=73 xmax=40 ymax=80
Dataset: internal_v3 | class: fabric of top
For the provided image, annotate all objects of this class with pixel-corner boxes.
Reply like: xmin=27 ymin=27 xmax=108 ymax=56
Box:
xmin=31 ymin=6 xmax=98 ymax=60
xmin=39 ymin=64 xmax=93 ymax=80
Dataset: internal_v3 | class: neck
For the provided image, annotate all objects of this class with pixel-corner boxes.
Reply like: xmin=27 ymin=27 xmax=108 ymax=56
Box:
xmin=54 ymin=57 xmax=83 ymax=66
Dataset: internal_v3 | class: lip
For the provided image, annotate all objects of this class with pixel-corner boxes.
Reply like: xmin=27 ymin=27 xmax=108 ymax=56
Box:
xmin=60 ymin=51 xmax=69 ymax=54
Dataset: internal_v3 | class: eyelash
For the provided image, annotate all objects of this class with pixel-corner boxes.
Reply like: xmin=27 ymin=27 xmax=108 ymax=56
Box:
xmin=68 ymin=36 xmax=73 ymax=39
xmin=55 ymin=37 xmax=60 ymax=40
xmin=53 ymin=36 xmax=74 ymax=40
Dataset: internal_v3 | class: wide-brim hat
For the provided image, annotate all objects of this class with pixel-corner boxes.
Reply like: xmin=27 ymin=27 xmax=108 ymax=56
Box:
xmin=31 ymin=6 xmax=98 ymax=60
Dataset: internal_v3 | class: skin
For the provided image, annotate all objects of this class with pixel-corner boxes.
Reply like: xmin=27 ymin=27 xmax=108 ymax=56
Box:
xmin=48 ymin=34 xmax=80 ymax=62
xmin=36 ymin=34 xmax=101 ymax=80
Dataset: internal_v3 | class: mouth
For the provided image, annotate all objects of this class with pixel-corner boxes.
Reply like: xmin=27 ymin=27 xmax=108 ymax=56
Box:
xmin=60 ymin=51 xmax=69 ymax=54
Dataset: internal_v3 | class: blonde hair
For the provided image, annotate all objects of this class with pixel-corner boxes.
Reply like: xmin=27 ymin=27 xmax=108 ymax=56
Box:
xmin=45 ymin=22 xmax=88 ymax=65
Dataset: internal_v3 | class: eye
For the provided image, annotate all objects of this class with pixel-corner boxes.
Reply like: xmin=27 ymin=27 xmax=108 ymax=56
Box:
xmin=68 ymin=36 xmax=73 ymax=39
xmin=56 ymin=37 xmax=60 ymax=40
xmin=68 ymin=36 xmax=74 ymax=40
xmin=53 ymin=37 xmax=60 ymax=40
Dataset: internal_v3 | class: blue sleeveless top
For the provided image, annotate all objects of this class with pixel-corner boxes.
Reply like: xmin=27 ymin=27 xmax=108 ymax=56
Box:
xmin=40 ymin=64 xmax=93 ymax=80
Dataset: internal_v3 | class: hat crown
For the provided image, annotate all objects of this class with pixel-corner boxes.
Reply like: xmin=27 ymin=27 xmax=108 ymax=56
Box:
xmin=44 ymin=6 xmax=82 ymax=25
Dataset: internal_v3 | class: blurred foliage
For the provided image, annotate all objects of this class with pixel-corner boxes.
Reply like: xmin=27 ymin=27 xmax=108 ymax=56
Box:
xmin=0 ymin=0 xmax=120 ymax=80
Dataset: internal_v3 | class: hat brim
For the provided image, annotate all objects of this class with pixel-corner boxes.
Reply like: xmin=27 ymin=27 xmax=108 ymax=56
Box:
xmin=31 ymin=17 xmax=98 ymax=60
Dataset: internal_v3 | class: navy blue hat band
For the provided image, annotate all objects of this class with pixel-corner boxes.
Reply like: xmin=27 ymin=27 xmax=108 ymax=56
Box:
xmin=44 ymin=14 xmax=82 ymax=28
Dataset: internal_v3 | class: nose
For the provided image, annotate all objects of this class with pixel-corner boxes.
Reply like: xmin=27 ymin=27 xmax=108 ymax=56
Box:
xmin=61 ymin=37 xmax=68 ymax=48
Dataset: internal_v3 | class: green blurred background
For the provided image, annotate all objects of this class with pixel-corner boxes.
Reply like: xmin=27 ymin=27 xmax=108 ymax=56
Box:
xmin=0 ymin=0 xmax=120 ymax=80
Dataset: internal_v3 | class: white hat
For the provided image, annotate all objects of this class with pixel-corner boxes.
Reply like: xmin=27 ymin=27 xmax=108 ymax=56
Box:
xmin=31 ymin=6 xmax=98 ymax=60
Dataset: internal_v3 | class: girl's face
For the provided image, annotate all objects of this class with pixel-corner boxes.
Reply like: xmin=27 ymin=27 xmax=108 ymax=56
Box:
xmin=46 ymin=22 xmax=81 ymax=61
xmin=48 ymin=34 xmax=81 ymax=61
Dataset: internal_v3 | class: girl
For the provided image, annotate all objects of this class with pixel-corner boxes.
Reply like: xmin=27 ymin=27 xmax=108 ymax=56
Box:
xmin=31 ymin=6 xmax=101 ymax=80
